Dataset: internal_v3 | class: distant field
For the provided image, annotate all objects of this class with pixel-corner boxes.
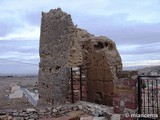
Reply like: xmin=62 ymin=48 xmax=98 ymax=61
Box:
xmin=0 ymin=75 xmax=38 ymax=109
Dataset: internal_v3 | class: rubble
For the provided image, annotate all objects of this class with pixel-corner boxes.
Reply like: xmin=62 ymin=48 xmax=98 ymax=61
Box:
xmin=0 ymin=101 xmax=116 ymax=120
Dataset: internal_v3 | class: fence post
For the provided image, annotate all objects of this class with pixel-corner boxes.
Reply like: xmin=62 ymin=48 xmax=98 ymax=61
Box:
xmin=79 ymin=66 xmax=82 ymax=100
xmin=70 ymin=67 xmax=74 ymax=103
xmin=138 ymin=76 xmax=142 ymax=115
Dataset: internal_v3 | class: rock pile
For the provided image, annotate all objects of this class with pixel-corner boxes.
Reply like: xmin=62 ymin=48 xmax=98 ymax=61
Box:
xmin=0 ymin=101 xmax=118 ymax=120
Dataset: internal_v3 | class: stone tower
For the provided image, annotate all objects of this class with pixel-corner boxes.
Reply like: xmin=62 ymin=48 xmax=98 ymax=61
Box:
xmin=38 ymin=8 xmax=78 ymax=105
xmin=39 ymin=8 xmax=122 ymax=105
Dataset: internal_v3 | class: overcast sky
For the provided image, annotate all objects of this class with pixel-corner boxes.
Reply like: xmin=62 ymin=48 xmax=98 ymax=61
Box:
xmin=0 ymin=0 xmax=160 ymax=74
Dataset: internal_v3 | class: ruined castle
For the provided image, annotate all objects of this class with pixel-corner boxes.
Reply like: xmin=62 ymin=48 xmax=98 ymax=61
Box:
xmin=39 ymin=8 xmax=122 ymax=106
xmin=0 ymin=8 xmax=139 ymax=120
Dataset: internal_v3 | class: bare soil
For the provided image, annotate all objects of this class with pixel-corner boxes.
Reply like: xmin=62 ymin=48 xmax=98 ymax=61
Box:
xmin=0 ymin=75 xmax=38 ymax=110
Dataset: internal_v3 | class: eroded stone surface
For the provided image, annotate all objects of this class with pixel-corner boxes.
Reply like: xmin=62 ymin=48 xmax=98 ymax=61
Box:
xmin=77 ymin=30 xmax=122 ymax=105
xmin=39 ymin=8 xmax=75 ymax=105
xmin=113 ymin=71 xmax=138 ymax=120
xmin=39 ymin=8 xmax=122 ymax=105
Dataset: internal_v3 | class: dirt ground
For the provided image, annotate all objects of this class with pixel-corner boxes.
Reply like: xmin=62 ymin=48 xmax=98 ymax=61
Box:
xmin=0 ymin=75 xmax=38 ymax=109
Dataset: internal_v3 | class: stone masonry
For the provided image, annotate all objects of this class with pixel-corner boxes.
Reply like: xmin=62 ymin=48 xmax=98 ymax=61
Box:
xmin=39 ymin=8 xmax=122 ymax=105
xmin=66 ymin=67 xmax=87 ymax=103
xmin=113 ymin=70 xmax=138 ymax=120
xmin=78 ymin=30 xmax=122 ymax=106
xmin=0 ymin=101 xmax=115 ymax=120
xmin=39 ymin=8 xmax=75 ymax=105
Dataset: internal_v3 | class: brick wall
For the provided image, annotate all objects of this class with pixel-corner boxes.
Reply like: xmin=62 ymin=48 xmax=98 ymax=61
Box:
xmin=67 ymin=67 xmax=87 ymax=103
xmin=113 ymin=70 xmax=138 ymax=120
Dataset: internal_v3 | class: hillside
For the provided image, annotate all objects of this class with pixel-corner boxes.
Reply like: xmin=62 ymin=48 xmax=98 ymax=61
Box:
xmin=138 ymin=65 xmax=160 ymax=76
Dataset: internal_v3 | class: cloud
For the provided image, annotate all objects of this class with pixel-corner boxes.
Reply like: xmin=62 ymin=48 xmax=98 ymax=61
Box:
xmin=123 ymin=60 xmax=160 ymax=67
xmin=1 ymin=0 xmax=160 ymax=22
xmin=1 ymin=0 xmax=160 ymax=43
xmin=0 ymin=60 xmax=38 ymax=75
xmin=0 ymin=23 xmax=40 ymax=41
xmin=0 ymin=40 xmax=39 ymax=63
xmin=0 ymin=0 xmax=160 ymax=74
xmin=0 ymin=18 xmax=23 ymax=37
xmin=106 ymin=0 xmax=160 ymax=23
xmin=112 ymin=23 xmax=160 ymax=45
xmin=118 ymin=42 xmax=160 ymax=67
xmin=25 ymin=11 xmax=41 ymax=26
xmin=72 ymin=13 xmax=160 ymax=47
xmin=118 ymin=42 xmax=160 ymax=55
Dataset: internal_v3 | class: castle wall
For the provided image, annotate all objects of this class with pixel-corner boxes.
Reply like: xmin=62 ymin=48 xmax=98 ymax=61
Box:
xmin=39 ymin=8 xmax=75 ymax=105
xmin=77 ymin=30 xmax=122 ymax=106
xmin=39 ymin=8 xmax=122 ymax=106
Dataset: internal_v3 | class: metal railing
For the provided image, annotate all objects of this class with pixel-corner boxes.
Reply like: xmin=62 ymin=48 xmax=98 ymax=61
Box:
xmin=138 ymin=76 xmax=160 ymax=120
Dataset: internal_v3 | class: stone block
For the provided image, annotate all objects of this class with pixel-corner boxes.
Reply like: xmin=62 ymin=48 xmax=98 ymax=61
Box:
xmin=80 ymin=116 xmax=94 ymax=120
xmin=114 ymin=77 xmax=137 ymax=116
xmin=103 ymin=82 xmax=114 ymax=93
xmin=115 ymin=78 xmax=137 ymax=87
xmin=113 ymin=99 xmax=119 ymax=106
xmin=129 ymin=79 xmax=137 ymax=86
xmin=123 ymin=93 xmax=137 ymax=102
xmin=67 ymin=110 xmax=84 ymax=118
xmin=111 ymin=114 xmax=120 ymax=120
xmin=114 ymin=106 xmax=121 ymax=113
xmin=122 ymin=79 xmax=129 ymax=86
xmin=117 ymin=71 xmax=138 ymax=78
xmin=73 ymin=85 xmax=80 ymax=90
xmin=26 ymin=108 xmax=36 ymax=113
xmin=125 ymin=101 xmax=137 ymax=109
xmin=114 ymin=86 xmax=135 ymax=93
xmin=113 ymin=92 xmax=122 ymax=99
xmin=93 ymin=117 xmax=106 ymax=120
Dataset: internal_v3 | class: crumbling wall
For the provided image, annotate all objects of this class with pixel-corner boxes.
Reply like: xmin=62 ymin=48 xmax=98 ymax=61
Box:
xmin=39 ymin=8 xmax=76 ymax=105
xmin=39 ymin=8 xmax=122 ymax=106
xmin=114 ymin=70 xmax=138 ymax=119
xmin=77 ymin=29 xmax=122 ymax=106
